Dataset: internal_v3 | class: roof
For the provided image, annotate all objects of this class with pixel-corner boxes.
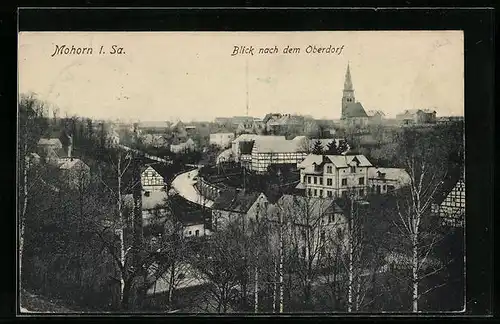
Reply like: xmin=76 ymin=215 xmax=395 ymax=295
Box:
xmin=366 ymin=110 xmax=386 ymax=117
xmin=232 ymin=134 xmax=285 ymax=144
xmin=270 ymin=194 xmax=344 ymax=224
xmin=37 ymin=138 xmax=62 ymax=147
xmin=212 ymin=189 xmax=262 ymax=214
xmin=344 ymin=102 xmax=368 ymax=118
xmin=57 ymin=158 xmax=89 ymax=170
xmin=398 ymin=109 xmax=436 ymax=117
xmin=368 ymin=167 xmax=411 ymax=184
xmin=210 ymin=133 xmax=234 ymax=137
xmin=169 ymin=194 xmax=209 ymax=225
xmin=298 ymin=154 xmax=372 ymax=171
xmin=252 ymin=138 xmax=304 ymax=153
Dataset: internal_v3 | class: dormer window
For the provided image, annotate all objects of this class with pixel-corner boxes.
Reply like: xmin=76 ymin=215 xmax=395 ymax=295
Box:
xmin=350 ymin=166 xmax=356 ymax=173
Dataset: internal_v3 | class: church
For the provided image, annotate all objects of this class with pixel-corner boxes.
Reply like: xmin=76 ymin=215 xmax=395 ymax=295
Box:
xmin=340 ymin=64 xmax=369 ymax=127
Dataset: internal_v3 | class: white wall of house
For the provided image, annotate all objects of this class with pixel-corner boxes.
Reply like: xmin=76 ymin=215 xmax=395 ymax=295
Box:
xmin=183 ymin=223 xmax=205 ymax=238
xmin=141 ymin=166 xmax=165 ymax=192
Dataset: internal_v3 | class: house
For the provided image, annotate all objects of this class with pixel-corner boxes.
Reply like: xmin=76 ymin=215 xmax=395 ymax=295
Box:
xmin=123 ymin=190 xmax=169 ymax=227
xmin=250 ymin=137 xmax=308 ymax=173
xmin=141 ymin=165 xmax=167 ymax=192
xmin=37 ymin=138 xmax=64 ymax=162
xmin=367 ymin=167 xmax=411 ymax=194
xmin=215 ymin=148 xmax=234 ymax=165
xmin=141 ymin=134 xmax=168 ymax=148
xmin=168 ymin=194 xmax=212 ymax=237
xmin=366 ymin=110 xmax=386 ymax=124
xmin=209 ymin=133 xmax=235 ymax=149
xmin=264 ymin=113 xmax=305 ymax=135
xmin=396 ymin=109 xmax=437 ymax=125
xmin=231 ymin=134 xmax=286 ymax=162
xmin=296 ymin=154 xmax=373 ymax=198
xmin=170 ymin=138 xmax=196 ymax=154
xmin=431 ymin=177 xmax=465 ymax=228
xmin=56 ymin=158 xmax=91 ymax=190
xmin=211 ymin=189 xmax=268 ymax=231
xmin=267 ymin=195 xmax=348 ymax=263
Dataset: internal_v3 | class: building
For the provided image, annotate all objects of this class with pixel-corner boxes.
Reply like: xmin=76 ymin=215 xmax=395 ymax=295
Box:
xmin=265 ymin=114 xmax=305 ymax=135
xmin=169 ymin=194 xmax=212 ymax=237
xmin=56 ymin=158 xmax=91 ymax=189
xmin=366 ymin=110 xmax=386 ymax=124
xmin=367 ymin=167 xmax=411 ymax=194
xmin=296 ymin=154 xmax=373 ymax=198
xmin=341 ymin=64 xmax=369 ymax=127
xmin=211 ymin=189 xmax=268 ymax=231
xmin=267 ymin=195 xmax=348 ymax=263
xmin=231 ymin=134 xmax=286 ymax=162
xmin=141 ymin=165 xmax=167 ymax=192
xmin=170 ymin=138 xmax=196 ymax=154
xmin=123 ymin=190 xmax=169 ymax=228
xmin=396 ymin=109 xmax=437 ymax=125
xmin=250 ymin=137 xmax=309 ymax=173
xmin=431 ymin=177 xmax=465 ymax=228
xmin=209 ymin=133 xmax=235 ymax=148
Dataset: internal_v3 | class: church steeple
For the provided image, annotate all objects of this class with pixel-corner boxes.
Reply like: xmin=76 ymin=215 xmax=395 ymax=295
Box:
xmin=344 ymin=63 xmax=353 ymax=91
xmin=341 ymin=63 xmax=356 ymax=119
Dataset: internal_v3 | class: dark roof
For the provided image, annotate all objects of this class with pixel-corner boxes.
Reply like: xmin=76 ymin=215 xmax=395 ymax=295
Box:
xmin=344 ymin=102 xmax=368 ymax=118
xmin=169 ymin=194 xmax=209 ymax=225
xmin=212 ymin=189 xmax=261 ymax=213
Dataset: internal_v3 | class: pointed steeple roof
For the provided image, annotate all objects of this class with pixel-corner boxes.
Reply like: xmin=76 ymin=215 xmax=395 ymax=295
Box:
xmin=344 ymin=63 xmax=353 ymax=90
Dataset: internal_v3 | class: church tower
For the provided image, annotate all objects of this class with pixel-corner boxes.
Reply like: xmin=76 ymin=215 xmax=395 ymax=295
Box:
xmin=341 ymin=63 xmax=355 ymax=119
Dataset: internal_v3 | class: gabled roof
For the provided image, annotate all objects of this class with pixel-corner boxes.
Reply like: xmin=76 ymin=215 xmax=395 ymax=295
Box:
xmin=38 ymin=138 xmax=63 ymax=147
xmin=252 ymin=138 xmax=304 ymax=153
xmin=57 ymin=158 xmax=89 ymax=170
xmin=298 ymin=154 xmax=372 ymax=171
xmin=270 ymin=194 xmax=344 ymax=225
xmin=232 ymin=134 xmax=285 ymax=144
xmin=344 ymin=102 xmax=368 ymax=118
xmin=212 ymin=189 xmax=263 ymax=214
xmin=366 ymin=110 xmax=386 ymax=117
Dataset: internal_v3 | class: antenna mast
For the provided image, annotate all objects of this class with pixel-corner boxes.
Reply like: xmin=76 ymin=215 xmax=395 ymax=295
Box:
xmin=246 ymin=60 xmax=249 ymax=117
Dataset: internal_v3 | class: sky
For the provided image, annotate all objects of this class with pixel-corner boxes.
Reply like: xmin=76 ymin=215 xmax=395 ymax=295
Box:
xmin=18 ymin=31 xmax=464 ymax=122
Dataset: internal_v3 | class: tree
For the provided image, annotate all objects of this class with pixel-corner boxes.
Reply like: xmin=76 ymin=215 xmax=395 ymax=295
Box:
xmin=311 ymin=140 xmax=324 ymax=155
xmin=392 ymin=129 xmax=451 ymax=312
xmin=326 ymin=140 xmax=339 ymax=155
xmin=337 ymin=139 xmax=349 ymax=154
xmin=18 ymin=93 xmax=49 ymax=296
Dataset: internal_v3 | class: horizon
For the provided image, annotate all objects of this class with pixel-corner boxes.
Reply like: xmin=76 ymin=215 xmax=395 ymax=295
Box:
xmin=19 ymin=31 xmax=464 ymax=122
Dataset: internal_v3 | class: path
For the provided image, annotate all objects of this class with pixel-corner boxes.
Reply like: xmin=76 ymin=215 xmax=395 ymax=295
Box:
xmin=171 ymin=169 xmax=214 ymax=208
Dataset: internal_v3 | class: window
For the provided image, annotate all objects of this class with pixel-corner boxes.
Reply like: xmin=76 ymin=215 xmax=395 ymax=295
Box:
xmin=350 ymin=166 xmax=356 ymax=173
xmin=321 ymin=231 xmax=325 ymax=240
xmin=326 ymin=166 xmax=333 ymax=173
xmin=342 ymin=179 xmax=347 ymax=186
xmin=327 ymin=191 xmax=333 ymax=197
xmin=319 ymin=178 xmax=323 ymax=185
xmin=359 ymin=189 xmax=364 ymax=196
xmin=314 ymin=177 xmax=317 ymax=184
xmin=383 ymin=185 xmax=386 ymax=190
xmin=319 ymin=190 xmax=323 ymax=197
xmin=188 ymin=231 xmax=192 ymax=235
xmin=327 ymin=178 xmax=332 ymax=186
xmin=195 ymin=230 xmax=200 ymax=236
xmin=328 ymin=214 xmax=332 ymax=223
xmin=314 ymin=189 xmax=317 ymax=196
xmin=308 ymin=189 xmax=312 ymax=197
xmin=359 ymin=177 xmax=365 ymax=185
xmin=307 ymin=176 xmax=311 ymax=184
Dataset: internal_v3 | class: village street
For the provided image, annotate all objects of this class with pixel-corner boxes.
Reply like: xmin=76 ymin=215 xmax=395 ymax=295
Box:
xmin=171 ymin=168 xmax=214 ymax=208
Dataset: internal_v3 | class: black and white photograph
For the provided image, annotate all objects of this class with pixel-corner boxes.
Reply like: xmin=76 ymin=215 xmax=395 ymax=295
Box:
xmin=18 ymin=30 xmax=466 ymax=315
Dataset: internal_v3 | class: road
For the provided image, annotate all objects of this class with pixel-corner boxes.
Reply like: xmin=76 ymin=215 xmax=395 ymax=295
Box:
xmin=171 ymin=169 xmax=214 ymax=208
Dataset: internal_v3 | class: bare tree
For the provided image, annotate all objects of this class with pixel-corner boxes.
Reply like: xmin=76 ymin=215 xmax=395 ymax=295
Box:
xmin=18 ymin=93 xmax=49 ymax=295
xmin=392 ymin=129 xmax=451 ymax=312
